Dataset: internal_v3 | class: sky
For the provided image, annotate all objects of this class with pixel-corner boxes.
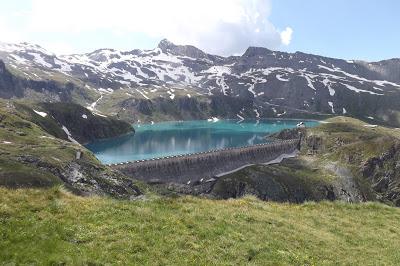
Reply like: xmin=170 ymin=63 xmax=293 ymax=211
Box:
xmin=0 ymin=0 xmax=398 ymax=61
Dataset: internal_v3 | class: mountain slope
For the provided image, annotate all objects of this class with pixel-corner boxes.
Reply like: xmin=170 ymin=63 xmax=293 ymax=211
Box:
xmin=0 ymin=99 xmax=140 ymax=197
xmin=35 ymin=102 xmax=134 ymax=143
xmin=0 ymin=59 xmax=96 ymax=105
xmin=1 ymin=40 xmax=400 ymax=125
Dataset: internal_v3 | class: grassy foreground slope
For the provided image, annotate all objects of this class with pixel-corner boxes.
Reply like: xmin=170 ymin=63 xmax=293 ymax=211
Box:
xmin=1 ymin=187 xmax=400 ymax=265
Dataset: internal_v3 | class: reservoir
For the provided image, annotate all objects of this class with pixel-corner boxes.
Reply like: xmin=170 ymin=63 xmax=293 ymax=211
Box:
xmin=86 ymin=119 xmax=319 ymax=164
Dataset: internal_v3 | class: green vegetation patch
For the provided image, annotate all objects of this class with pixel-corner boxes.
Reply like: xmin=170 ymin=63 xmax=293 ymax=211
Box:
xmin=1 ymin=188 xmax=400 ymax=265
xmin=0 ymin=159 xmax=61 ymax=188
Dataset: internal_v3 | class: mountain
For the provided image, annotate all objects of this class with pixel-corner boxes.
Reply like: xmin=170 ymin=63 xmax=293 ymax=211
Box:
xmin=1 ymin=39 xmax=400 ymax=125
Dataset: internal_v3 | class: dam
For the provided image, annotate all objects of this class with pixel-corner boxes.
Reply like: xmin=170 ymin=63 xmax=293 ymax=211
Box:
xmin=110 ymin=139 xmax=300 ymax=183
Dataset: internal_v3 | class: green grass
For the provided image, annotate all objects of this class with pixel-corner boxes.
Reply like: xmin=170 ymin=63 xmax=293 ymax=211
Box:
xmin=2 ymin=110 xmax=400 ymax=264
xmin=0 ymin=159 xmax=61 ymax=187
xmin=1 ymin=187 xmax=400 ymax=265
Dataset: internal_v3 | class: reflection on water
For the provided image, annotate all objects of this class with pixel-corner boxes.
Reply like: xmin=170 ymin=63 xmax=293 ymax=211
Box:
xmin=85 ymin=119 xmax=319 ymax=164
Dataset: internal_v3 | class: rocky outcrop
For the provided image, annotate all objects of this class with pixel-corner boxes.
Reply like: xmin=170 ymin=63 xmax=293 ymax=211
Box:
xmin=361 ymin=143 xmax=400 ymax=206
xmin=270 ymin=127 xmax=306 ymax=140
xmin=157 ymin=39 xmax=220 ymax=62
xmin=209 ymin=163 xmax=341 ymax=202
xmin=305 ymin=135 xmax=324 ymax=153
xmin=60 ymin=160 xmax=141 ymax=198
xmin=13 ymin=153 xmax=141 ymax=198
xmin=269 ymin=127 xmax=325 ymax=153
xmin=0 ymin=61 xmax=24 ymax=98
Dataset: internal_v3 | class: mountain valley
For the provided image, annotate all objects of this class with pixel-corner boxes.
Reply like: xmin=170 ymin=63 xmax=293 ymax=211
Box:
xmin=1 ymin=38 xmax=400 ymax=265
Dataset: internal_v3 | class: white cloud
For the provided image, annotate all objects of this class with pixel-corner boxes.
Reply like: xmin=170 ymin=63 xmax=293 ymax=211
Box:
xmin=0 ymin=18 xmax=23 ymax=43
xmin=41 ymin=42 xmax=75 ymax=55
xmin=280 ymin=27 xmax=293 ymax=46
xmin=20 ymin=0 xmax=292 ymax=55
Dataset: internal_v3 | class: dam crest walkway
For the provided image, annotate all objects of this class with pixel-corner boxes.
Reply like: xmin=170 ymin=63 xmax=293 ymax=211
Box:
xmin=110 ymin=139 xmax=300 ymax=183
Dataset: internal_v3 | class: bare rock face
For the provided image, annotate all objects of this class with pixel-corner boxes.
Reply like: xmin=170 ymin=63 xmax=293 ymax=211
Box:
xmin=0 ymin=60 xmax=81 ymax=102
xmin=0 ymin=60 xmax=24 ymax=99
xmin=305 ymin=135 xmax=324 ymax=153
xmin=158 ymin=39 xmax=211 ymax=60
xmin=269 ymin=128 xmax=306 ymax=140
xmin=61 ymin=161 xmax=142 ymax=199
xmin=361 ymin=143 xmax=400 ymax=206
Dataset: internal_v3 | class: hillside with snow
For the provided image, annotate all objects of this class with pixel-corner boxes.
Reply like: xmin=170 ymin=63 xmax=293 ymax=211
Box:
xmin=1 ymin=39 xmax=400 ymax=125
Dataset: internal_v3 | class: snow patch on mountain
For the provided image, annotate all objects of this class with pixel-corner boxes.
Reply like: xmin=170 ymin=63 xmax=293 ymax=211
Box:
xmin=328 ymin=101 xmax=335 ymax=113
xmin=204 ymin=66 xmax=231 ymax=76
xmin=54 ymin=58 xmax=72 ymax=72
xmin=62 ymin=125 xmax=79 ymax=144
xmin=29 ymin=53 xmax=52 ymax=68
xmin=87 ymin=95 xmax=103 ymax=112
xmin=33 ymin=109 xmax=47 ymax=117
xmin=322 ymin=78 xmax=336 ymax=96
xmin=342 ymin=83 xmax=384 ymax=95
xmin=236 ymin=113 xmax=244 ymax=120
xmin=276 ymin=74 xmax=289 ymax=82
xmin=301 ymin=74 xmax=316 ymax=91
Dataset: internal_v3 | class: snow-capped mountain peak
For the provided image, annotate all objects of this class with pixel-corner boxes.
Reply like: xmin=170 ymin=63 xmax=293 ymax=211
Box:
xmin=1 ymin=39 xmax=400 ymax=121
xmin=0 ymin=41 xmax=53 ymax=55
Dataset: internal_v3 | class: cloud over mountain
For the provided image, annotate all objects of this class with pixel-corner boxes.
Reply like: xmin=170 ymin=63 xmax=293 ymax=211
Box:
xmin=25 ymin=0 xmax=292 ymax=55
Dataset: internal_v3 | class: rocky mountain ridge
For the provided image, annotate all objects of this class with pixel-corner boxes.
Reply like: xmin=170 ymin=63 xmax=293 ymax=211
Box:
xmin=1 ymin=40 xmax=400 ymax=125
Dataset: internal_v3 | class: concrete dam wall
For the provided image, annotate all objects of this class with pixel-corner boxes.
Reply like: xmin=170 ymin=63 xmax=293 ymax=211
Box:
xmin=111 ymin=139 xmax=300 ymax=184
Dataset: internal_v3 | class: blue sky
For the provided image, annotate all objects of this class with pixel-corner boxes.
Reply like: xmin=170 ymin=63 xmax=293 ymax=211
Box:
xmin=270 ymin=0 xmax=400 ymax=61
xmin=0 ymin=0 xmax=398 ymax=61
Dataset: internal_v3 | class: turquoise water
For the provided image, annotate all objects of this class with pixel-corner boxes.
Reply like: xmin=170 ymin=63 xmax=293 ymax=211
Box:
xmin=85 ymin=119 xmax=319 ymax=164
